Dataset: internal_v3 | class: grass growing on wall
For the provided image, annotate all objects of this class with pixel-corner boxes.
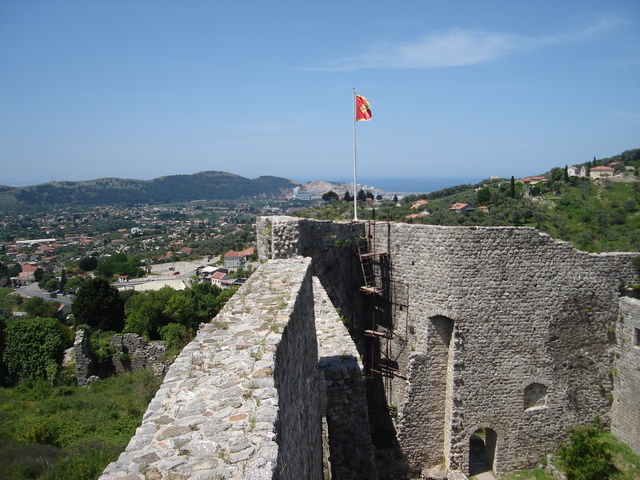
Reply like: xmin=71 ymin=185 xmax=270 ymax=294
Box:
xmin=0 ymin=369 xmax=161 ymax=480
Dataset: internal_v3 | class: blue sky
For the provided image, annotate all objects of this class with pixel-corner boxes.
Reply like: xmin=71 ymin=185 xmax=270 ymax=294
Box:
xmin=1 ymin=1 xmax=638 ymax=188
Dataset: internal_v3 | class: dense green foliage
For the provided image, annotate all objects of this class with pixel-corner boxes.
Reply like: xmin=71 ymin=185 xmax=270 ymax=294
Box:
xmin=94 ymin=252 xmax=144 ymax=278
xmin=0 ymin=171 xmax=297 ymax=209
xmin=0 ymin=370 xmax=161 ymax=480
xmin=72 ymin=278 xmax=125 ymax=331
xmin=3 ymin=318 xmax=66 ymax=383
xmin=0 ymin=272 xmax=238 ymax=478
xmin=557 ymin=419 xmax=616 ymax=480
xmin=22 ymin=297 xmax=64 ymax=321
xmin=188 ymin=223 xmax=256 ymax=257
xmin=78 ymin=256 xmax=98 ymax=272
xmin=124 ymin=282 xmax=235 ymax=345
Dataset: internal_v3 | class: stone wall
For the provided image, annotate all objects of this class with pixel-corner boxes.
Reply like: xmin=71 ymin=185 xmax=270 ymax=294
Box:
xmin=99 ymin=256 xmax=375 ymax=480
xmin=315 ymin=277 xmax=377 ymax=480
xmin=110 ymin=333 xmax=170 ymax=378
xmin=611 ymin=297 xmax=640 ymax=455
xmin=74 ymin=328 xmax=92 ymax=386
xmin=73 ymin=329 xmax=169 ymax=385
xmin=257 ymin=216 xmax=368 ymax=348
xmin=258 ymin=216 xmax=640 ymax=477
xmin=99 ymin=257 xmax=321 ymax=480
xmin=364 ymin=222 xmax=638 ymax=475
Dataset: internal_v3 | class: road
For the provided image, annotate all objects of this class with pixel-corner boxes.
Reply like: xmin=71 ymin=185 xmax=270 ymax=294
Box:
xmin=17 ymin=282 xmax=74 ymax=305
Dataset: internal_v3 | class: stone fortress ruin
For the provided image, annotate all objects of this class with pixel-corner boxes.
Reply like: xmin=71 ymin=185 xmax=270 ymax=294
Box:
xmin=100 ymin=216 xmax=640 ymax=480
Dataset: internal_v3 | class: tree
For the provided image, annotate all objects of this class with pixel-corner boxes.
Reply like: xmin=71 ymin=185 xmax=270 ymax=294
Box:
xmin=510 ymin=176 xmax=516 ymax=199
xmin=322 ymin=190 xmax=339 ymax=202
xmin=393 ymin=194 xmax=398 ymax=203
xmin=34 ymin=268 xmax=45 ymax=283
xmin=95 ymin=253 xmax=143 ymax=278
xmin=357 ymin=189 xmax=366 ymax=201
xmin=65 ymin=276 xmax=85 ymax=293
xmin=78 ymin=256 xmax=98 ymax=272
xmin=23 ymin=297 xmax=64 ymax=321
xmin=43 ymin=278 xmax=60 ymax=293
xmin=124 ymin=287 xmax=175 ymax=339
xmin=477 ymin=187 xmax=491 ymax=205
xmin=124 ymin=282 xmax=234 ymax=342
xmin=343 ymin=191 xmax=352 ymax=202
xmin=3 ymin=317 xmax=66 ymax=383
xmin=550 ymin=167 xmax=564 ymax=183
xmin=72 ymin=277 xmax=125 ymax=332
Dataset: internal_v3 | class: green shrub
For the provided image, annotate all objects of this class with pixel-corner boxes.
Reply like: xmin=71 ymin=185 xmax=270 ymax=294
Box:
xmin=160 ymin=322 xmax=192 ymax=352
xmin=3 ymin=318 xmax=66 ymax=384
xmin=557 ymin=418 xmax=617 ymax=480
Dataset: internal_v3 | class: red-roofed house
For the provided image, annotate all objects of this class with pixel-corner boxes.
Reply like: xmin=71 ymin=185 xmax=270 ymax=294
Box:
xmin=211 ymin=270 xmax=232 ymax=287
xmin=19 ymin=262 xmax=39 ymax=281
xmin=518 ymin=176 xmax=548 ymax=185
xmin=450 ymin=203 xmax=476 ymax=213
xmin=590 ymin=165 xmax=614 ymax=179
xmin=223 ymin=250 xmax=244 ymax=269
xmin=223 ymin=247 xmax=255 ymax=269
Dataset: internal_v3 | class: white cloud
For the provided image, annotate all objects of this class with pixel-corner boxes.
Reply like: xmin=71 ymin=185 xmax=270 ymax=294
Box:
xmin=317 ymin=15 xmax=627 ymax=71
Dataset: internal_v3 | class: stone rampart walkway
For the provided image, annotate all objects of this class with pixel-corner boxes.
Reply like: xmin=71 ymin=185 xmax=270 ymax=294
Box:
xmin=99 ymin=258 xmax=370 ymax=480
xmin=100 ymin=257 xmax=313 ymax=480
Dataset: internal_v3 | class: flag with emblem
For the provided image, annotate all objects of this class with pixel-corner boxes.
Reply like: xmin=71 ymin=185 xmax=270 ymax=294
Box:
xmin=355 ymin=94 xmax=372 ymax=121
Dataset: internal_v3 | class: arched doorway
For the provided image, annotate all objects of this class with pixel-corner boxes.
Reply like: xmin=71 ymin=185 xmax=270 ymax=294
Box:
xmin=469 ymin=428 xmax=497 ymax=475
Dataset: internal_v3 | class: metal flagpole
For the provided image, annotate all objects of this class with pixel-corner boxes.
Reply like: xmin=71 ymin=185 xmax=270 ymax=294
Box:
xmin=353 ymin=88 xmax=358 ymax=221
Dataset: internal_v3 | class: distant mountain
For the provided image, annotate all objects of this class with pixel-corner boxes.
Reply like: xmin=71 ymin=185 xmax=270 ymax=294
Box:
xmin=0 ymin=171 xmax=299 ymax=209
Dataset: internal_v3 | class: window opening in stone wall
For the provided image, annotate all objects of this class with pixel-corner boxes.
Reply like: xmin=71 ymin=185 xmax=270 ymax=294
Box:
xmin=634 ymin=327 xmax=640 ymax=347
xmin=469 ymin=428 xmax=497 ymax=476
xmin=524 ymin=383 xmax=548 ymax=410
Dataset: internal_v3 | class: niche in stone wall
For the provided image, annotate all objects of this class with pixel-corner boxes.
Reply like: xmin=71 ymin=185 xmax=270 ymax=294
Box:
xmin=430 ymin=315 xmax=454 ymax=347
xmin=524 ymin=383 xmax=548 ymax=410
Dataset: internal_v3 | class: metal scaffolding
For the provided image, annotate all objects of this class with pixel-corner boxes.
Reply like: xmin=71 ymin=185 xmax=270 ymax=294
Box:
xmin=357 ymin=219 xmax=409 ymax=395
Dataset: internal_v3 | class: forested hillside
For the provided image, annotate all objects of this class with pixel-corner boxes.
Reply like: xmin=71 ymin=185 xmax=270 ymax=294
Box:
xmin=0 ymin=171 xmax=297 ymax=209
xmin=299 ymin=149 xmax=640 ymax=252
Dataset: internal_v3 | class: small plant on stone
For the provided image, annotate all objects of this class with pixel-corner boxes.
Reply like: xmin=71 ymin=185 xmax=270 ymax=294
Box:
xmin=216 ymin=446 xmax=230 ymax=462
xmin=388 ymin=404 xmax=399 ymax=421
xmin=250 ymin=348 xmax=262 ymax=360
xmin=213 ymin=319 xmax=228 ymax=330
xmin=172 ymin=437 xmax=189 ymax=450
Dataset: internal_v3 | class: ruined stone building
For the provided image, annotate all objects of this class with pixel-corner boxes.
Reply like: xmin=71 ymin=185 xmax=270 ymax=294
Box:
xmin=100 ymin=216 xmax=640 ymax=480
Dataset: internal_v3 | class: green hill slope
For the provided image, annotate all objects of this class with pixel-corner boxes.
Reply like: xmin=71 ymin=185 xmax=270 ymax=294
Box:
xmin=299 ymin=148 xmax=640 ymax=252
xmin=0 ymin=171 xmax=298 ymax=209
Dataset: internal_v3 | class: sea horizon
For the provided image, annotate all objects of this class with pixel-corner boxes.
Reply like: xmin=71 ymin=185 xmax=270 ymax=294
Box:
xmin=305 ymin=176 xmax=487 ymax=195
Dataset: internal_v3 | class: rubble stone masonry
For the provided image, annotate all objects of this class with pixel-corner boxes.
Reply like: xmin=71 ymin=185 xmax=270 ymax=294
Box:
xmin=611 ymin=297 xmax=640 ymax=455
xmin=99 ymin=216 xmax=639 ymax=479
xmin=257 ymin=216 xmax=639 ymax=477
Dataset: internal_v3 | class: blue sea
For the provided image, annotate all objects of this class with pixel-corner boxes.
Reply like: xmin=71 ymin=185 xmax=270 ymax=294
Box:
xmin=344 ymin=176 xmax=485 ymax=194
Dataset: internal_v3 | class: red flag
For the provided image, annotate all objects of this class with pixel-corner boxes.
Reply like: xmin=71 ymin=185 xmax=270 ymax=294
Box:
xmin=355 ymin=94 xmax=372 ymax=121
